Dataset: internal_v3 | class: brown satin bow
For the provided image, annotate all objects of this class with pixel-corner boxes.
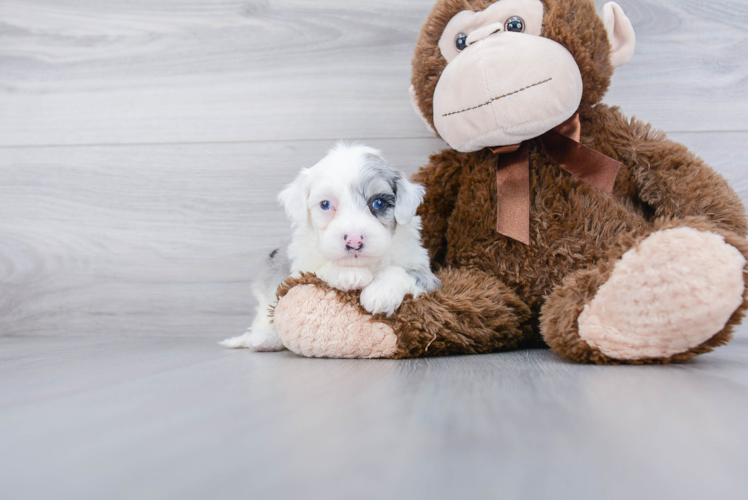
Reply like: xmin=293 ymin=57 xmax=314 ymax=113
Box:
xmin=489 ymin=114 xmax=621 ymax=245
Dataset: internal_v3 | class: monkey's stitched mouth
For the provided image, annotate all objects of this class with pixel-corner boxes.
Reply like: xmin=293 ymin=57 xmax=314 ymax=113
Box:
xmin=441 ymin=77 xmax=553 ymax=117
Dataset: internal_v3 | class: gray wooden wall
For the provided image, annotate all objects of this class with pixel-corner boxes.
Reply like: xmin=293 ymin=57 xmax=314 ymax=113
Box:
xmin=1 ymin=0 xmax=746 ymax=338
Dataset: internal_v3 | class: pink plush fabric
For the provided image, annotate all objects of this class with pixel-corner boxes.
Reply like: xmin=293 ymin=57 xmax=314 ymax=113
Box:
xmin=274 ymin=284 xmax=398 ymax=359
xmin=578 ymin=228 xmax=746 ymax=359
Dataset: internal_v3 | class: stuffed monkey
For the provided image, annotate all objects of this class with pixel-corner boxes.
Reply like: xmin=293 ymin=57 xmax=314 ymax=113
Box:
xmin=272 ymin=0 xmax=748 ymax=364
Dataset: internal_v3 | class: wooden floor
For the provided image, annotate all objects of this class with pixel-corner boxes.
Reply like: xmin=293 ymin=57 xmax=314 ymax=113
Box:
xmin=1 ymin=335 xmax=748 ymax=500
xmin=1 ymin=0 xmax=748 ymax=498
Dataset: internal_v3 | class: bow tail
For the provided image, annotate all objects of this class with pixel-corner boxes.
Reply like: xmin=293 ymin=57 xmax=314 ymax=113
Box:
xmin=495 ymin=143 xmax=531 ymax=245
xmin=540 ymin=129 xmax=620 ymax=195
xmin=490 ymin=114 xmax=621 ymax=245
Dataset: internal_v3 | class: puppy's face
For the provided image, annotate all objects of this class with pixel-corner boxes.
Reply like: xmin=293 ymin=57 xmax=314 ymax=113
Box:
xmin=279 ymin=144 xmax=425 ymax=267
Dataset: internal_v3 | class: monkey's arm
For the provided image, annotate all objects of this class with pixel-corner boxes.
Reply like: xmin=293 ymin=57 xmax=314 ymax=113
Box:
xmin=411 ymin=150 xmax=465 ymax=268
xmin=273 ymin=268 xmax=534 ymax=359
xmin=591 ymin=106 xmax=747 ymax=237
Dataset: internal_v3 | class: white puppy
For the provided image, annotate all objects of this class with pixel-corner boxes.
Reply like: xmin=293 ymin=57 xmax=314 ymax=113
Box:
xmin=221 ymin=143 xmax=440 ymax=352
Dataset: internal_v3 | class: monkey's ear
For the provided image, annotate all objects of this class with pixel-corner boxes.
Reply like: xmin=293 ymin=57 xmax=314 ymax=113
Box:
xmin=409 ymin=85 xmax=437 ymax=136
xmin=601 ymin=2 xmax=636 ymax=68
xmin=394 ymin=176 xmax=426 ymax=225
xmin=277 ymin=169 xmax=310 ymax=227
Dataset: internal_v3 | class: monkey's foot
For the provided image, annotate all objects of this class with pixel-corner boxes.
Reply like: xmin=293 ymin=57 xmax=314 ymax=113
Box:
xmin=543 ymin=226 xmax=748 ymax=364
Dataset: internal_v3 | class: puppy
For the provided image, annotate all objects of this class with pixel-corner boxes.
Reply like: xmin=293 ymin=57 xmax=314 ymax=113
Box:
xmin=221 ymin=143 xmax=440 ymax=352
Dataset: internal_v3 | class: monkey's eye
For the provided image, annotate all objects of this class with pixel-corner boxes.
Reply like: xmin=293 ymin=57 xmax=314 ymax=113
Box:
xmin=454 ymin=33 xmax=468 ymax=51
xmin=371 ymin=198 xmax=387 ymax=211
xmin=319 ymin=200 xmax=331 ymax=210
xmin=504 ymin=16 xmax=525 ymax=33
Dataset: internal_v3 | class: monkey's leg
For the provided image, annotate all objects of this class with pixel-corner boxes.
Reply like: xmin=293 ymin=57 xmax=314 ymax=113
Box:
xmin=273 ymin=268 xmax=532 ymax=359
xmin=540 ymin=218 xmax=748 ymax=364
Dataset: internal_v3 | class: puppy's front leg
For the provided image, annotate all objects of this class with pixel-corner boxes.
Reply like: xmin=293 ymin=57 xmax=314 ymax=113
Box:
xmin=360 ymin=266 xmax=419 ymax=317
xmin=317 ymin=263 xmax=374 ymax=291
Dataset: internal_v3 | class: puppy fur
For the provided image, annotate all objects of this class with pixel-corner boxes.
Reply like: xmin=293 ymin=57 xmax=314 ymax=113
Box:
xmin=221 ymin=143 xmax=440 ymax=351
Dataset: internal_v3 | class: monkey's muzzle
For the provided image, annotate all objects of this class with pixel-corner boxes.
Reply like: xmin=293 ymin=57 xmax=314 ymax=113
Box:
xmin=433 ymin=33 xmax=584 ymax=152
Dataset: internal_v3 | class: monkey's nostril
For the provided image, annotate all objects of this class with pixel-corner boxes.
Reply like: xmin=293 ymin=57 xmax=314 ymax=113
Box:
xmin=343 ymin=234 xmax=348 ymax=240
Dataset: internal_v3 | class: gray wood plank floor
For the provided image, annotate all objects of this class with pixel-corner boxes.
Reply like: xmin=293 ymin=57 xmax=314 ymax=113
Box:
xmin=1 ymin=335 xmax=748 ymax=500
xmin=2 ymin=0 xmax=748 ymax=498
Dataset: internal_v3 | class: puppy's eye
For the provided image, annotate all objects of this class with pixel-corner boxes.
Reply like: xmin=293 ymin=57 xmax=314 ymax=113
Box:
xmin=504 ymin=16 xmax=525 ymax=33
xmin=371 ymin=198 xmax=386 ymax=211
xmin=319 ymin=200 xmax=331 ymax=210
xmin=455 ymin=33 xmax=468 ymax=52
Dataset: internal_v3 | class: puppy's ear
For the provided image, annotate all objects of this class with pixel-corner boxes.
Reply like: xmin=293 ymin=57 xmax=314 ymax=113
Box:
xmin=394 ymin=176 xmax=426 ymax=225
xmin=277 ymin=169 xmax=310 ymax=227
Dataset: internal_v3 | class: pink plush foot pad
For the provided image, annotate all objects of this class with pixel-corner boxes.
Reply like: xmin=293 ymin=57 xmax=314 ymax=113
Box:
xmin=578 ymin=227 xmax=746 ymax=359
xmin=274 ymin=284 xmax=398 ymax=358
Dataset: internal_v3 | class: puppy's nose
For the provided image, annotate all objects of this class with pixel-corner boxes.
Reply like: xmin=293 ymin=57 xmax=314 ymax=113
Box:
xmin=344 ymin=234 xmax=364 ymax=251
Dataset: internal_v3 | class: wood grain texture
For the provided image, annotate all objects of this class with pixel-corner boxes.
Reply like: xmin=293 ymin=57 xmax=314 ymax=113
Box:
xmin=1 ymin=335 xmax=747 ymax=500
xmin=0 ymin=132 xmax=745 ymax=338
xmin=1 ymin=0 xmax=747 ymax=339
xmin=0 ymin=138 xmax=444 ymax=337
xmin=0 ymin=0 xmax=746 ymax=147
xmin=603 ymin=0 xmax=748 ymax=132
xmin=1 ymin=1 xmax=747 ymax=497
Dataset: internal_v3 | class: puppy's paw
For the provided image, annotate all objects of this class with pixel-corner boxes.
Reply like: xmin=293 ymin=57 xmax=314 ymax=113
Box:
xmin=220 ymin=325 xmax=284 ymax=352
xmin=330 ymin=267 xmax=374 ymax=291
xmin=247 ymin=324 xmax=284 ymax=352
xmin=360 ymin=279 xmax=406 ymax=317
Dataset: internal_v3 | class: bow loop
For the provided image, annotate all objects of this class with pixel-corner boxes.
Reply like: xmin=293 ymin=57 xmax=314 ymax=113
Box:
xmin=492 ymin=114 xmax=621 ymax=244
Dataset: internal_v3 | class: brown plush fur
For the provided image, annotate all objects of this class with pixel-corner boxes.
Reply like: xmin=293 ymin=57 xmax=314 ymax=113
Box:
xmin=411 ymin=0 xmax=615 ymax=134
xmin=274 ymin=0 xmax=748 ymax=363
xmin=540 ymin=217 xmax=748 ymax=364
xmin=276 ymin=268 xmax=535 ymax=358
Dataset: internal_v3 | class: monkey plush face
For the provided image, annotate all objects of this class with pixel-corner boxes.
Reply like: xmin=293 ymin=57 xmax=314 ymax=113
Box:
xmin=411 ymin=0 xmax=635 ymax=152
